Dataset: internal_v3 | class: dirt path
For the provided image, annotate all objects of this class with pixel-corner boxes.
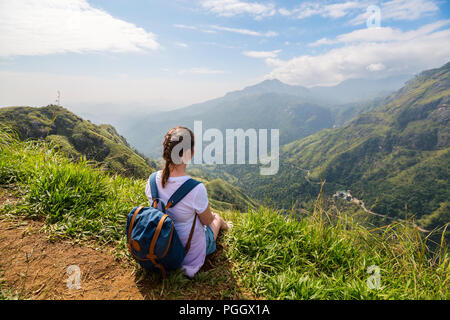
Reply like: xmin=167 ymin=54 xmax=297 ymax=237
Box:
xmin=0 ymin=189 xmax=251 ymax=300
xmin=302 ymin=169 xmax=430 ymax=233
xmin=348 ymin=195 xmax=430 ymax=233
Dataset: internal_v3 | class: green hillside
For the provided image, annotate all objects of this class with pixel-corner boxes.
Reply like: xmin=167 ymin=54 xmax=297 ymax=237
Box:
xmin=0 ymin=106 xmax=256 ymax=213
xmin=1 ymin=126 xmax=448 ymax=299
xmin=0 ymin=105 xmax=157 ymax=179
xmin=214 ymin=62 xmax=450 ymax=232
xmin=192 ymin=176 xmax=258 ymax=213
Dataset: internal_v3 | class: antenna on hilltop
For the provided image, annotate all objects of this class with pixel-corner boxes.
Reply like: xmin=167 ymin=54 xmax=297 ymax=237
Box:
xmin=55 ymin=90 xmax=61 ymax=106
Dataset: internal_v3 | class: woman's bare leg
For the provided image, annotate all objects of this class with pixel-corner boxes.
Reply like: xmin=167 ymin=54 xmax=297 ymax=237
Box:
xmin=209 ymin=212 xmax=229 ymax=241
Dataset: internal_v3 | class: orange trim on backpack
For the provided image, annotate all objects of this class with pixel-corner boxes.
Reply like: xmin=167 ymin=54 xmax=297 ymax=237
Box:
xmin=145 ymin=214 xmax=168 ymax=277
xmin=131 ymin=240 xmax=141 ymax=252
xmin=127 ymin=206 xmax=143 ymax=253
xmin=161 ymin=223 xmax=174 ymax=259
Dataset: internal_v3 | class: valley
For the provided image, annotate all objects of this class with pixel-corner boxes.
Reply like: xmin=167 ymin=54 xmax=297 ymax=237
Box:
xmin=188 ymin=62 xmax=450 ymax=233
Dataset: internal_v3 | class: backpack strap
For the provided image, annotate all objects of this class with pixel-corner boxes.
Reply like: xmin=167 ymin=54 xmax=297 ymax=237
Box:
xmin=165 ymin=178 xmax=201 ymax=209
xmin=149 ymin=172 xmax=201 ymax=211
xmin=185 ymin=212 xmax=197 ymax=254
xmin=166 ymin=178 xmax=202 ymax=254
xmin=127 ymin=206 xmax=145 ymax=259
xmin=149 ymin=172 xmax=159 ymax=209
xmin=148 ymin=173 xmax=202 ymax=255
xmin=146 ymin=213 xmax=169 ymax=278
xmin=127 ymin=206 xmax=144 ymax=254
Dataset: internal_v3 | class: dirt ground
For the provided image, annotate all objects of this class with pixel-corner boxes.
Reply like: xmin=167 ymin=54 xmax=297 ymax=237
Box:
xmin=0 ymin=189 xmax=251 ymax=300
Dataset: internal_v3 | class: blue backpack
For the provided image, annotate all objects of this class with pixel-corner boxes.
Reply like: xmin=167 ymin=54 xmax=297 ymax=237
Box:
xmin=126 ymin=172 xmax=201 ymax=277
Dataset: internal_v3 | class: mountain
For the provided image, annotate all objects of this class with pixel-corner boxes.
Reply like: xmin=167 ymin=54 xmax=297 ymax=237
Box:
xmin=223 ymin=79 xmax=311 ymax=99
xmin=123 ymin=92 xmax=334 ymax=158
xmin=122 ymin=76 xmax=407 ymax=158
xmin=199 ymin=178 xmax=258 ymax=212
xmin=0 ymin=105 xmax=257 ymax=212
xmin=309 ymin=74 xmax=412 ymax=104
xmin=0 ymin=105 xmax=157 ymax=178
xmin=208 ymin=62 xmax=450 ymax=231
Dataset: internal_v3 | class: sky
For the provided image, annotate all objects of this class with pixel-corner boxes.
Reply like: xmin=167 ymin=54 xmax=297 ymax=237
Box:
xmin=0 ymin=0 xmax=449 ymax=114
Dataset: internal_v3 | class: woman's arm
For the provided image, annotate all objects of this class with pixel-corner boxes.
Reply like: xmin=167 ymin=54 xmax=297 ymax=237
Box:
xmin=198 ymin=204 xmax=214 ymax=225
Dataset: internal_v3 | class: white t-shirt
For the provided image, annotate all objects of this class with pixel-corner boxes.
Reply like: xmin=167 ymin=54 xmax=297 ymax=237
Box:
xmin=145 ymin=170 xmax=209 ymax=278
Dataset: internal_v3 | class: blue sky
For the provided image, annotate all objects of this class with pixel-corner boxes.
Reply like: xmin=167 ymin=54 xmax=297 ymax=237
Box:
xmin=0 ymin=0 xmax=449 ymax=113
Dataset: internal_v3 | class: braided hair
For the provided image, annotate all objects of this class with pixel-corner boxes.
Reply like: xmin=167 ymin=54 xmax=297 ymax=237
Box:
xmin=161 ymin=126 xmax=195 ymax=188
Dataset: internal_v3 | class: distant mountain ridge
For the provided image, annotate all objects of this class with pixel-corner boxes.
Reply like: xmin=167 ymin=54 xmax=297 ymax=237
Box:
xmin=224 ymin=75 xmax=411 ymax=104
xmin=309 ymin=74 xmax=412 ymax=104
xmin=223 ymin=79 xmax=311 ymax=100
xmin=214 ymin=62 xmax=450 ymax=231
xmin=122 ymin=75 xmax=409 ymax=158
xmin=123 ymin=93 xmax=335 ymax=158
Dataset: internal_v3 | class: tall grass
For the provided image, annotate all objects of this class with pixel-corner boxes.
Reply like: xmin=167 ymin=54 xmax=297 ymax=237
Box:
xmin=1 ymin=126 xmax=448 ymax=299
xmin=0 ymin=126 xmax=147 ymax=248
xmin=222 ymin=206 xmax=449 ymax=299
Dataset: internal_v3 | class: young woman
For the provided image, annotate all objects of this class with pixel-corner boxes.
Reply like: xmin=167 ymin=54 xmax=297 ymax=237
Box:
xmin=145 ymin=126 xmax=229 ymax=278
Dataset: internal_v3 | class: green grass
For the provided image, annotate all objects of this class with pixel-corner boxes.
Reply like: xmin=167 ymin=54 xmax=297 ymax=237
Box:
xmin=222 ymin=208 xmax=449 ymax=299
xmin=0 ymin=126 xmax=448 ymax=299
xmin=0 ymin=281 xmax=21 ymax=300
xmin=0 ymin=125 xmax=147 ymax=250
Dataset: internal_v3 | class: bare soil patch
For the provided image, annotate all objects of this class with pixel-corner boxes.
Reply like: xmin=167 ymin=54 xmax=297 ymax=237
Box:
xmin=0 ymin=188 xmax=252 ymax=300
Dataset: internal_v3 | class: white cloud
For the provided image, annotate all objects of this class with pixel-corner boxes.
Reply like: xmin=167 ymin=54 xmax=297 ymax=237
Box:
xmin=350 ymin=0 xmax=439 ymax=25
xmin=234 ymin=1 xmax=361 ymax=19
xmin=0 ymin=0 xmax=160 ymax=57
xmin=178 ymin=67 xmax=227 ymax=75
xmin=366 ymin=63 xmax=386 ymax=72
xmin=173 ymin=24 xmax=198 ymax=30
xmin=382 ymin=0 xmax=438 ymax=20
xmin=201 ymin=0 xmax=276 ymax=19
xmin=280 ymin=0 xmax=439 ymax=23
xmin=173 ymin=24 xmax=217 ymax=34
xmin=308 ymin=20 xmax=450 ymax=46
xmin=199 ymin=0 xmax=440 ymax=23
xmin=174 ymin=42 xmax=189 ymax=48
xmin=201 ymin=42 xmax=241 ymax=49
xmin=278 ymin=8 xmax=291 ymax=16
xmin=286 ymin=1 xmax=366 ymax=20
xmin=308 ymin=38 xmax=336 ymax=47
xmin=266 ymin=22 xmax=450 ymax=87
xmin=243 ymin=49 xmax=281 ymax=58
xmin=318 ymin=1 xmax=363 ymax=18
xmin=211 ymin=25 xmax=278 ymax=37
